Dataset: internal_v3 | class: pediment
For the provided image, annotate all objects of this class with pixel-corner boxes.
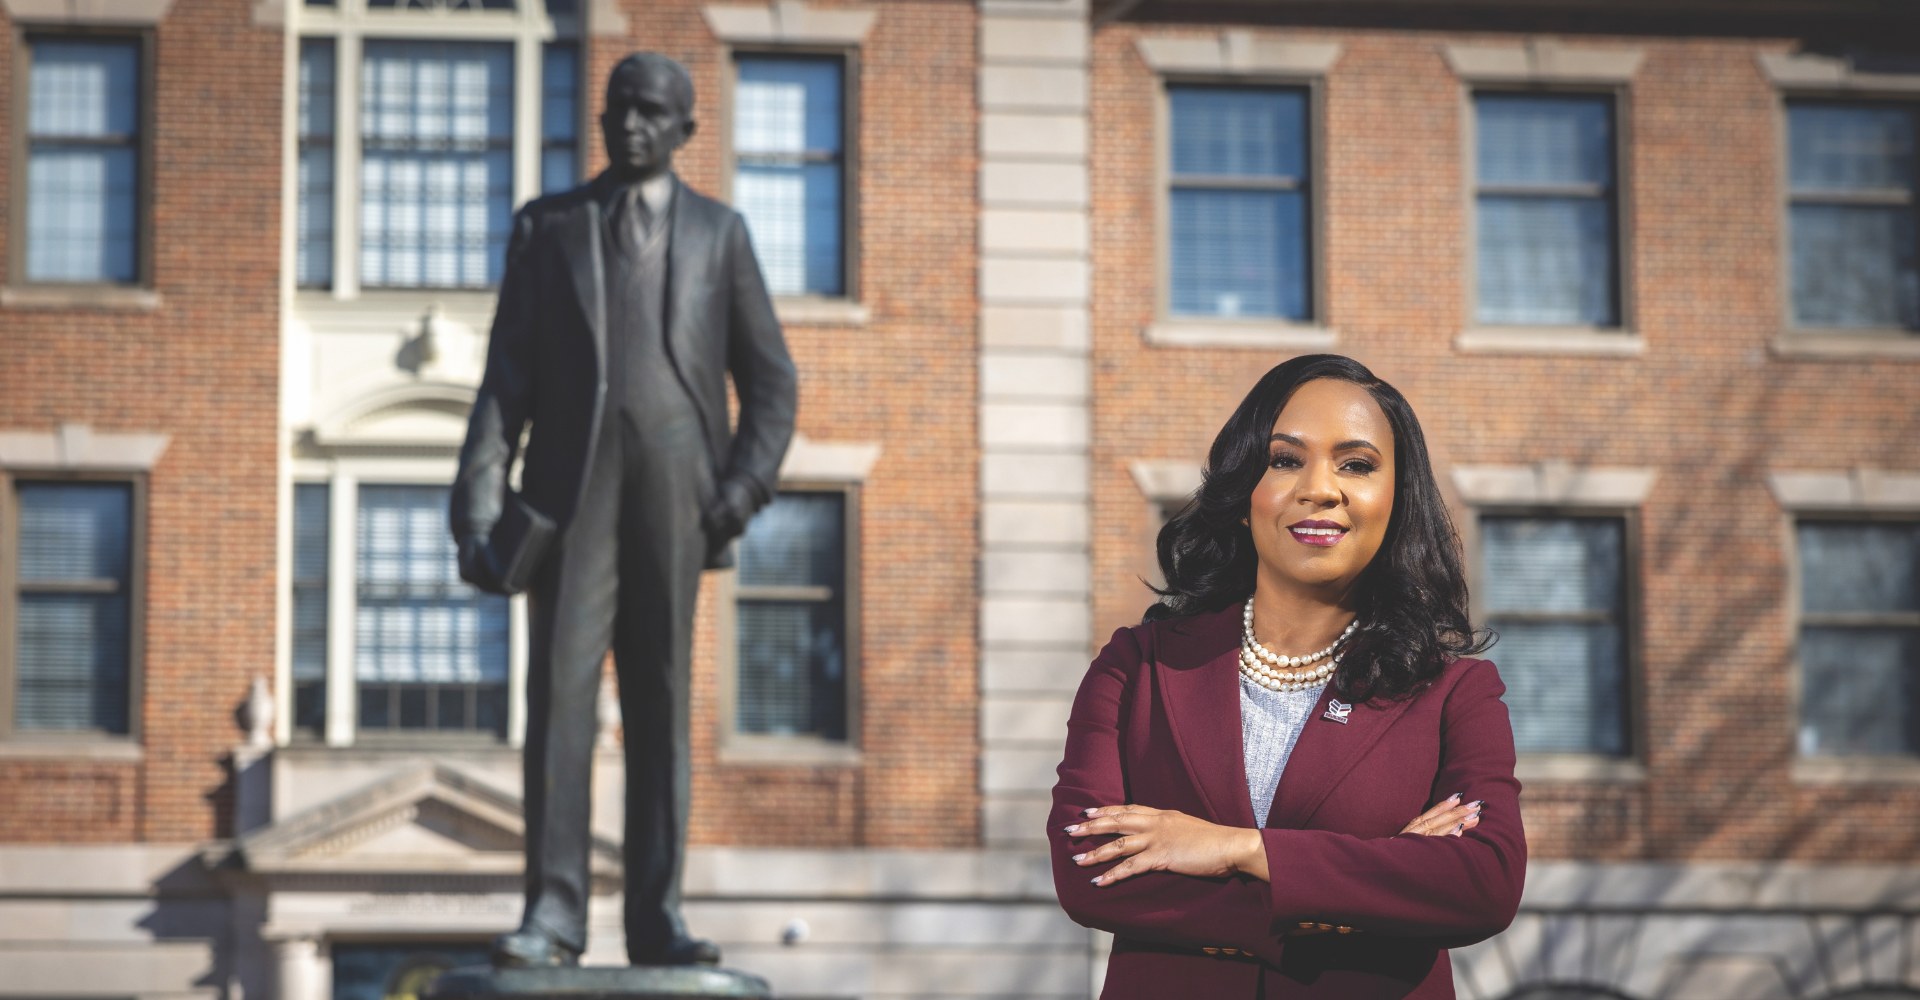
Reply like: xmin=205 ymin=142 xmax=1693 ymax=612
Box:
xmin=234 ymin=761 xmax=620 ymax=877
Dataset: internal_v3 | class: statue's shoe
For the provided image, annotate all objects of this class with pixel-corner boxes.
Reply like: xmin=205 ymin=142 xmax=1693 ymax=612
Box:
xmin=491 ymin=926 xmax=582 ymax=968
xmin=630 ymin=935 xmax=722 ymax=967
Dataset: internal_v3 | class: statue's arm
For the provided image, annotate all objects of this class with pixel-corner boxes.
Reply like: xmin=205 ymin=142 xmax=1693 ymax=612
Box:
xmin=716 ymin=212 xmax=798 ymax=517
xmin=451 ymin=208 xmax=539 ymax=549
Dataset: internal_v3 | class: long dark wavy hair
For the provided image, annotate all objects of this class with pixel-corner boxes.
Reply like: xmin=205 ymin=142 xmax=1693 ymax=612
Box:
xmin=1145 ymin=354 xmax=1490 ymax=703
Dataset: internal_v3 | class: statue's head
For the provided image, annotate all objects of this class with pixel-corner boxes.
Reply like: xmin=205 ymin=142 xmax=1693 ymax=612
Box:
xmin=601 ymin=52 xmax=696 ymax=181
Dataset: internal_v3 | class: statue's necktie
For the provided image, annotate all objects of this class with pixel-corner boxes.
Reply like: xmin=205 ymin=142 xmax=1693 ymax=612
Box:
xmin=619 ymin=185 xmax=654 ymax=254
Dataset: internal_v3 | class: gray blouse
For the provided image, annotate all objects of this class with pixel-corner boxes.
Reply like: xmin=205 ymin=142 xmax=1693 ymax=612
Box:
xmin=1240 ymin=674 xmax=1329 ymax=829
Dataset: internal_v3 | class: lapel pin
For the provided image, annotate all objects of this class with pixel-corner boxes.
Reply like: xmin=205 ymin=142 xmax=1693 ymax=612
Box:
xmin=1322 ymin=699 xmax=1352 ymax=725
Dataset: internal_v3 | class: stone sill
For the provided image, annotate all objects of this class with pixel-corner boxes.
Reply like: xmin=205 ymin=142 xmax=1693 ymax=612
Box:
xmin=0 ymin=739 xmax=143 ymax=762
xmin=719 ymin=736 xmax=862 ymax=768
xmin=1771 ymin=332 xmax=1920 ymax=360
xmin=775 ymin=297 xmax=871 ymax=328
xmin=1454 ymin=327 xmax=1645 ymax=357
xmin=1792 ymin=756 xmax=1920 ymax=785
xmin=1514 ymin=754 xmax=1644 ymax=784
xmin=2 ymin=285 xmax=161 ymax=312
xmin=1144 ymin=320 xmax=1337 ymax=351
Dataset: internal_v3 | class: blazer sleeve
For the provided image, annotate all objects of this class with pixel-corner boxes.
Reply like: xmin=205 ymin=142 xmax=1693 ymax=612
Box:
xmin=451 ymin=207 xmax=538 ymax=543
xmin=717 ymin=212 xmax=798 ymax=513
xmin=1050 ymin=627 xmax=1286 ymax=962
xmin=1257 ymin=659 xmax=1526 ymax=947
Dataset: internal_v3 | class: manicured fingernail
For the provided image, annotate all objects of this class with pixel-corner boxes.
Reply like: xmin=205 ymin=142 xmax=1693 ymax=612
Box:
xmin=1090 ymin=875 xmax=1103 ymax=884
xmin=1446 ymin=792 xmax=1462 ymax=802
xmin=1063 ymin=824 xmax=1080 ymax=834
xmin=1083 ymin=807 xmax=1100 ymax=817
xmin=1469 ymin=801 xmax=1484 ymax=812
xmin=1072 ymin=853 xmax=1086 ymax=862
xmin=1454 ymin=822 xmax=1465 ymax=834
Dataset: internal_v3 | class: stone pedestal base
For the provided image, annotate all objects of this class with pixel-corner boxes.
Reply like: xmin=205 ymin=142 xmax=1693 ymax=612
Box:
xmin=426 ymin=965 xmax=771 ymax=1000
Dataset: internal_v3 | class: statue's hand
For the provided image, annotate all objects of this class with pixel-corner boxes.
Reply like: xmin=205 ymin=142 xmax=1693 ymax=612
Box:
xmin=457 ymin=535 xmax=505 ymax=594
xmin=701 ymin=479 xmax=755 ymax=543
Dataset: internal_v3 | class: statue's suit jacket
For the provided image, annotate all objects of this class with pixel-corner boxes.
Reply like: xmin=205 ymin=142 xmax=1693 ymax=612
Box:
xmin=451 ymin=171 xmax=796 ymax=568
xmin=1051 ymin=605 xmax=1526 ymax=999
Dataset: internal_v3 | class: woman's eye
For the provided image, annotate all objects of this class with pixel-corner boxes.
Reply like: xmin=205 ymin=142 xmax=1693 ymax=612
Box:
xmin=1342 ymin=460 xmax=1376 ymax=474
xmin=1269 ymin=453 xmax=1302 ymax=469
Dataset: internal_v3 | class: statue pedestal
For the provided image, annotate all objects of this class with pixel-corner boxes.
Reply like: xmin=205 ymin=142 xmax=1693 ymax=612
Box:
xmin=426 ymin=965 xmax=771 ymax=1000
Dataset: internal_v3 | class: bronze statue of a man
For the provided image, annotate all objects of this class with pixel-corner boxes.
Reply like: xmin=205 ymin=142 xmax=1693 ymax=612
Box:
xmin=451 ymin=52 xmax=797 ymax=969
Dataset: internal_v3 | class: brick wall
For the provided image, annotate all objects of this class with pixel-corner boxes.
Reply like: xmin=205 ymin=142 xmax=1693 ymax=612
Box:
xmin=1088 ymin=18 xmax=1920 ymax=863
xmin=592 ymin=0 xmax=982 ymax=849
xmin=0 ymin=0 xmax=282 ymax=842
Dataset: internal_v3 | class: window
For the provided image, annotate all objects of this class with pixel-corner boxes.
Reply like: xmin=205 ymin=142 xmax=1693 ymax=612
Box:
xmin=297 ymin=39 xmax=337 ymax=288
xmin=21 ymin=36 xmax=141 ymax=285
xmin=1480 ymin=515 xmax=1629 ymax=755
xmin=540 ymin=43 xmax=579 ymax=195
xmin=1786 ymin=101 xmax=1919 ymax=331
xmin=289 ymin=483 xmax=507 ymax=739
xmin=293 ymin=0 xmax=580 ymax=294
xmin=3 ymin=479 xmax=140 ymax=737
xmin=1167 ymin=85 xmax=1311 ymax=321
xmin=1474 ymin=93 xmax=1620 ymax=327
xmin=732 ymin=54 xmax=848 ymax=298
xmin=1796 ymin=521 xmax=1920 ymax=757
xmin=733 ymin=490 xmax=852 ymax=743
xmin=290 ymin=483 xmax=329 ymax=737
xmin=359 ymin=41 xmax=514 ymax=289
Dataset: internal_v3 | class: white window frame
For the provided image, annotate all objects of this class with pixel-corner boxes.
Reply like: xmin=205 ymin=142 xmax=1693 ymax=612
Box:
xmin=281 ymin=0 xmax=581 ymax=301
xmin=285 ymin=455 xmax=529 ymax=749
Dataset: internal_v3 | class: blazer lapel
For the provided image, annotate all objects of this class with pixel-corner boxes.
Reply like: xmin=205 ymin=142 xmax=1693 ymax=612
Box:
xmin=1266 ymin=681 xmax=1418 ymax=829
xmin=1156 ymin=607 xmax=1258 ymax=829
xmin=561 ymin=183 xmax=607 ymax=376
xmin=663 ymin=175 xmax=709 ymax=373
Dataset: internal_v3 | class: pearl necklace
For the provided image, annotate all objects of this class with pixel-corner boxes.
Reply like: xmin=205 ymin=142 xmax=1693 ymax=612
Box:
xmin=1238 ymin=601 xmax=1357 ymax=692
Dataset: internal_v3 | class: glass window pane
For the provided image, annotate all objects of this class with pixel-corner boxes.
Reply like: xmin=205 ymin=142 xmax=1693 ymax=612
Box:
xmin=355 ymin=486 xmax=508 ymax=733
xmin=1476 ymin=195 xmax=1618 ymax=326
xmin=298 ymin=39 xmax=336 ymax=288
xmin=1170 ymin=87 xmax=1305 ymax=180
xmin=1799 ymin=626 xmax=1920 ymax=756
xmin=541 ymin=43 xmax=576 ymax=142
xmin=17 ymin=593 xmax=130 ymax=733
xmin=1799 ymin=522 xmax=1920 ymax=615
xmin=29 ymin=39 xmax=138 ymax=138
xmin=735 ymin=492 xmax=849 ymax=741
xmin=26 ymin=145 xmax=137 ymax=283
xmin=1482 ymin=517 xmax=1623 ymax=614
xmin=18 ymin=483 xmax=131 ymax=582
xmin=1486 ymin=620 xmax=1626 ymax=755
xmin=733 ymin=56 xmax=844 ymax=297
xmin=734 ymin=162 xmax=843 ymax=297
xmin=292 ymin=484 xmax=330 ymax=685
xmin=738 ymin=492 xmax=843 ymax=589
xmin=1789 ymin=203 xmax=1919 ymax=329
xmin=360 ymin=41 xmax=514 ymax=289
xmin=1169 ymin=187 xmax=1308 ymax=320
xmin=541 ymin=147 xmax=577 ymax=196
xmin=1788 ymin=103 xmax=1916 ymax=193
xmin=1475 ymin=94 xmax=1613 ymax=188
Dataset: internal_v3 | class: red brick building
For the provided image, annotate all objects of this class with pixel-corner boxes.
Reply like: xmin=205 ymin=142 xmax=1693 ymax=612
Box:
xmin=1 ymin=0 xmax=1917 ymax=997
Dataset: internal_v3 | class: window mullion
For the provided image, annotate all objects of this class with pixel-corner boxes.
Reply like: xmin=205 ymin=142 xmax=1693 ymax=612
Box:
xmin=325 ymin=474 xmax=359 ymax=746
xmin=512 ymin=30 xmax=540 ymax=211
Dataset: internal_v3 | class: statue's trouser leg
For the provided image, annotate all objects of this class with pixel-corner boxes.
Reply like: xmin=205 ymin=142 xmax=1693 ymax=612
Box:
xmin=519 ymin=428 xmax=627 ymax=955
xmin=611 ymin=414 xmax=709 ymax=960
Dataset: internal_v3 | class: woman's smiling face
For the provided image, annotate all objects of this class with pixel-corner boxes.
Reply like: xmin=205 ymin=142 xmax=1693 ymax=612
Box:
xmin=1246 ymin=378 xmax=1397 ymax=599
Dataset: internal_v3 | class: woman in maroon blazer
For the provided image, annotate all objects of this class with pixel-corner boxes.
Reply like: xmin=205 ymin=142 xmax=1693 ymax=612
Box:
xmin=1051 ymin=355 xmax=1524 ymax=998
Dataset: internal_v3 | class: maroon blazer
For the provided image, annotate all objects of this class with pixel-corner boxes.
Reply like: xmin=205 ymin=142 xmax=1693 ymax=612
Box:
xmin=1050 ymin=605 xmax=1526 ymax=999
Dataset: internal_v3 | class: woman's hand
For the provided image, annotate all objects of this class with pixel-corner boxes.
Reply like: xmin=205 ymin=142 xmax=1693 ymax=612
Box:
xmin=1399 ymin=792 xmax=1484 ymax=837
xmin=1064 ymin=804 xmax=1266 ymax=886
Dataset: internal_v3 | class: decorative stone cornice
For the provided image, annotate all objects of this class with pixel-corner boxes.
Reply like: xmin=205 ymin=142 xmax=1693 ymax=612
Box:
xmin=1766 ymin=468 xmax=1920 ymax=512
xmin=1758 ymin=50 xmax=1920 ymax=93
xmin=703 ymin=0 xmax=877 ymax=46
xmin=2 ymin=0 xmax=173 ymax=24
xmin=1135 ymin=30 xmax=1340 ymax=78
xmin=1444 ymin=39 xmax=1644 ymax=85
xmin=0 ymin=423 xmax=169 ymax=472
xmin=1451 ymin=461 xmax=1657 ymax=508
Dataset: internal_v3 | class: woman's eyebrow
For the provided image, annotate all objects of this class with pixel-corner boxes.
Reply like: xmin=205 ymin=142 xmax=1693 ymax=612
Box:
xmin=1268 ymin=433 xmax=1381 ymax=455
